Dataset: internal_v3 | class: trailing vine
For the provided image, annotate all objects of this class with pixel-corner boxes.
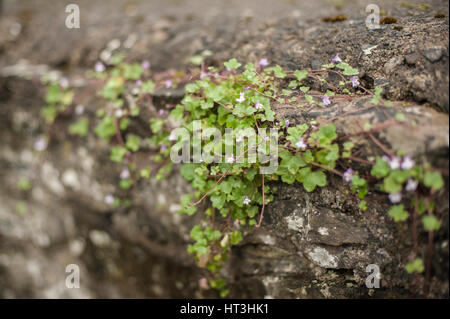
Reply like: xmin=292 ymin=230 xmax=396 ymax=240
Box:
xmin=38 ymin=52 xmax=445 ymax=297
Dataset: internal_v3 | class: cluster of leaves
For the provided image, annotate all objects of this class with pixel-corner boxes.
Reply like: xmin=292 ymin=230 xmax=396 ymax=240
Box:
xmin=39 ymin=54 xmax=446 ymax=296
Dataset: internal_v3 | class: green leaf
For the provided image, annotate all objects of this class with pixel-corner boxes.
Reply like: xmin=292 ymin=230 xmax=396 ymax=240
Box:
xmin=297 ymin=167 xmax=326 ymax=192
xmin=18 ymin=178 xmax=32 ymax=191
xmin=126 ymin=134 xmax=141 ymax=152
xmin=110 ymin=146 xmax=127 ymax=163
xmin=141 ymin=81 xmax=155 ymax=94
xmin=422 ymin=215 xmax=441 ymax=231
xmin=230 ymin=231 xmax=243 ymax=245
xmin=69 ymin=118 xmax=89 ymax=137
xmin=371 ymin=157 xmax=390 ymax=178
xmin=388 ymin=204 xmax=408 ymax=222
xmin=210 ymin=194 xmax=226 ymax=210
xmin=294 ymin=70 xmax=308 ymax=82
xmin=95 ymin=116 xmax=116 ymax=141
xmin=180 ymin=194 xmax=197 ymax=216
xmin=119 ymin=178 xmax=132 ymax=190
xmin=272 ymin=65 xmax=286 ymax=78
xmin=150 ymin=118 xmax=165 ymax=133
xmin=423 ymin=171 xmax=444 ymax=191
xmin=405 ymin=258 xmax=424 ymax=274
xmin=224 ymin=58 xmax=241 ymax=70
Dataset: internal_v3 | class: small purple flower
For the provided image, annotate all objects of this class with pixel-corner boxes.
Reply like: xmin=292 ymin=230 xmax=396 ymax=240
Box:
xmin=405 ymin=178 xmax=418 ymax=192
xmin=350 ymin=76 xmax=360 ymax=88
xmin=382 ymin=155 xmax=390 ymax=163
xmin=343 ymin=168 xmax=354 ymax=183
xmin=243 ymin=196 xmax=251 ymax=205
xmin=141 ymin=60 xmax=150 ymax=69
xmin=104 ymin=194 xmax=115 ymax=205
xmin=164 ymin=79 xmax=172 ymax=88
xmin=136 ymin=80 xmax=143 ymax=86
xmin=388 ymin=156 xmax=401 ymax=170
xmin=226 ymin=154 xmax=235 ymax=163
xmin=263 ymin=136 xmax=270 ymax=142
xmin=401 ymin=155 xmax=415 ymax=170
xmin=200 ymin=71 xmax=209 ymax=79
xmin=75 ymin=104 xmax=85 ymax=115
xmin=131 ymin=87 xmax=140 ymax=95
xmin=34 ymin=136 xmax=47 ymax=152
xmin=389 ymin=192 xmax=402 ymax=204
xmin=160 ymin=143 xmax=167 ymax=151
xmin=236 ymin=92 xmax=246 ymax=103
xmin=59 ymin=77 xmax=69 ymax=89
xmin=120 ymin=168 xmax=130 ymax=179
xmin=295 ymin=137 xmax=307 ymax=150
xmin=159 ymin=109 xmax=165 ymax=116
xmin=321 ymin=96 xmax=331 ymax=106
xmin=331 ymin=54 xmax=342 ymax=63
xmin=258 ymin=58 xmax=269 ymax=67
xmin=285 ymin=120 xmax=290 ymax=128
xmin=115 ymin=109 xmax=124 ymax=118
xmin=236 ymin=136 xmax=244 ymax=144
xmin=255 ymin=101 xmax=263 ymax=109
xmin=95 ymin=61 xmax=105 ymax=73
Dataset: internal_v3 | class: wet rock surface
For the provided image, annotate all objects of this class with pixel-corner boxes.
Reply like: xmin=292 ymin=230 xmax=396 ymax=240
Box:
xmin=0 ymin=0 xmax=448 ymax=298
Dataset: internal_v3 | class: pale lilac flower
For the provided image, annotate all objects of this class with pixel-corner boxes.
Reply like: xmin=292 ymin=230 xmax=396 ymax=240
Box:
xmin=388 ymin=156 xmax=401 ymax=170
xmin=59 ymin=77 xmax=69 ymax=89
xmin=115 ymin=109 xmax=124 ymax=117
xmin=141 ymin=60 xmax=150 ymax=69
xmin=350 ymin=76 xmax=360 ymax=88
xmin=226 ymin=154 xmax=235 ymax=163
xmin=136 ymin=80 xmax=143 ymax=86
xmin=236 ymin=136 xmax=244 ymax=144
xmin=295 ymin=137 xmax=307 ymax=150
xmin=263 ymin=136 xmax=270 ymax=142
xmin=160 ymin=143 xmax=167 ymax=151
xmin=104 ymin=194 xmax=115 ymax=205
xmin=401 ymin=155 xmax=415 ymax=170
xmin=95 ymin=61 xmax=105 ymax=73
xmin=285 ymin=120 xmax=290 ymax=128
xmin=159 ymin=109 xmax=165 ymax=116
xmin=200 ymin=71 xmax=209 ymax=79
xmin=255 ymin=101 xmax=263 ymax=109
xmin=243 ymin=196 xmax=251 ymax=205
xmin=131 ymin=87 xmax=140 ymax=95
xmin=34 ymin=136 xmax=47 ymax=152
xmin=331 ymin=54 xmax=342 ymax=63
xmin=258 ymin=58 xmax=269 ymax=67
xmin=382 ymin=155 xmax=390 ymax=163
xmin=75 ymin=104 xmax=85 ymax=115
xmin=164 ymin=80 xmax=172 ymax=88
xmin=321 ymin=96 xmax=331 ymax=106
xmin=236 ymin=92 xmax=246 ymax=103
xmin=405 ymin=178 xmax=418 ymax=192
xmin=120 ymin=168 xmax=130 ymax=179
xmin=389 ymin=192 xmax=402 ymax=204
xmin=343 ymin=168 xmax=354 ymax=183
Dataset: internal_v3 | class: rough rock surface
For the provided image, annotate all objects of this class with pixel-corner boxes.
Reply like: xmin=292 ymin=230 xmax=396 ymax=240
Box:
xmin=0 ymin=0 xmax=448 ymax=298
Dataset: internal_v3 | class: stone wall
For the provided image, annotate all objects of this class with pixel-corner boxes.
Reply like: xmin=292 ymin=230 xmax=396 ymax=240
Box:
xmin=0 ymin=0 xmax=448 ymax=298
